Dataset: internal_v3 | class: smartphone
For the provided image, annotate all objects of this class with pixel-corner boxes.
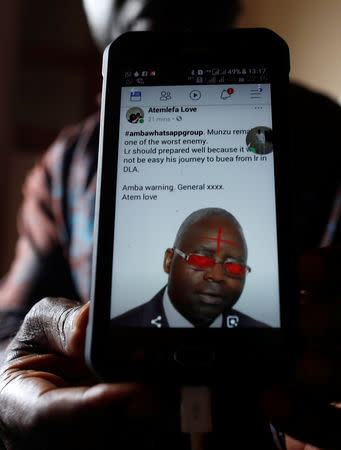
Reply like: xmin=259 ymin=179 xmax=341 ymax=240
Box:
xmin=86 ymin=29 xmax=295 ymax=383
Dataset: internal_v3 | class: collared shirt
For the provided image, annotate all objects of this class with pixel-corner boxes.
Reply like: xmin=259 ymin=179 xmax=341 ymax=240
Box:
xmin=162 ymin=287 xmax=222 ymax=328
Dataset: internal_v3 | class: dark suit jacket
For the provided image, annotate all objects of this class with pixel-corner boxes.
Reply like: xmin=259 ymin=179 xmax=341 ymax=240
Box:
xmin=111 ymin=286 xmax=271 ymax=328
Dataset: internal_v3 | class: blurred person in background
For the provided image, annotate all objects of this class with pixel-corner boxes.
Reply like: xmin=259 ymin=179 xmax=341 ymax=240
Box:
xmin=0 ymin=1 xmax=339 ymax=448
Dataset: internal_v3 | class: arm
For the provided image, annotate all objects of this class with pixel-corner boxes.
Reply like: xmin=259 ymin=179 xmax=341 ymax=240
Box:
xmin=0 ymin=126 xmax=83 ymax=349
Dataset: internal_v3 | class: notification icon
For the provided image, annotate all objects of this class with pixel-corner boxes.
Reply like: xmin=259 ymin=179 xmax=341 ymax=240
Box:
xmin=221 ymin=88 xmax=234 ymax=99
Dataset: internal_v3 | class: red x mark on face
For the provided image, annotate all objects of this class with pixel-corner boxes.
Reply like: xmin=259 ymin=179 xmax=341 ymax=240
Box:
xmin=201 ymin=227 xmax=235 ymax=254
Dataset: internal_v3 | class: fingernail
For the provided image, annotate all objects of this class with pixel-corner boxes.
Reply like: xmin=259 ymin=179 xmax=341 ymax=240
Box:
xmin=73 ymin=302 xmax=90 ymax=332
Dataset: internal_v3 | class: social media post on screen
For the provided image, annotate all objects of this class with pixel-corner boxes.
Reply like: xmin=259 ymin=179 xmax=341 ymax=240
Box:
xmin=110 ymin=84 xmax=280 ymax=328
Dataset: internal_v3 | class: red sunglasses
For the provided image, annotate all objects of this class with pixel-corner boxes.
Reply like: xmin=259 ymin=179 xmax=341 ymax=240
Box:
xmin=174 ymin=248 xmax=251 ymax=277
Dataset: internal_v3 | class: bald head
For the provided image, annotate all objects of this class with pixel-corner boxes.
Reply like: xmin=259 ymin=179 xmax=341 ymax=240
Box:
xmin=174 ymin=207 xmax=247 ymax=257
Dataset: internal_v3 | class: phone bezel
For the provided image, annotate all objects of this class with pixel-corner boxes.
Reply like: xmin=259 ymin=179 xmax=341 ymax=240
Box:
xmin=86 ymin=29 xmax=296 ymax=382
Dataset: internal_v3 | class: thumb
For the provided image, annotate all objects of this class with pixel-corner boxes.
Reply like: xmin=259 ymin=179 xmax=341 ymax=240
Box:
xmin=6 ymin=298 xmax=89 ymax=361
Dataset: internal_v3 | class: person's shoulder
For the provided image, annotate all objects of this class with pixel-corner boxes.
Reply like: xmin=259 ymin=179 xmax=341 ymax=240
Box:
xmin=289 ymin=82 xmax=341 ymax=113
xmin=289 ymin=82 xmax=341 ymax=131
xmin=111 ymin=287 xmax=166 ymax=327
xmin=31 ymin=112 xmax=99 ymax=183
xmin=111 ymin=301 xmax=151 ymax=327
xmin=228 ymin=309 xmax=271 ymax=328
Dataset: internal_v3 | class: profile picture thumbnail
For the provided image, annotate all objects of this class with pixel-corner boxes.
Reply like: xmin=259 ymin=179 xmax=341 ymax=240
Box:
xmin=126 ymin=107 xmax=144 ymax=124
xmin=246 ymin=126 xmax=273 ymax=155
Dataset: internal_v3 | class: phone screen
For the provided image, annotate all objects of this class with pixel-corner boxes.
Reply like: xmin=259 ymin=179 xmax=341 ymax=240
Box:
xmin=110 ymin=65 xmax=280 ymax=329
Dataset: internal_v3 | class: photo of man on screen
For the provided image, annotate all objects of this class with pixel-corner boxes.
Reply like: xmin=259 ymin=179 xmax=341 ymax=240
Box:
xmin=111 ymin=208 xmax=270 ymax=328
